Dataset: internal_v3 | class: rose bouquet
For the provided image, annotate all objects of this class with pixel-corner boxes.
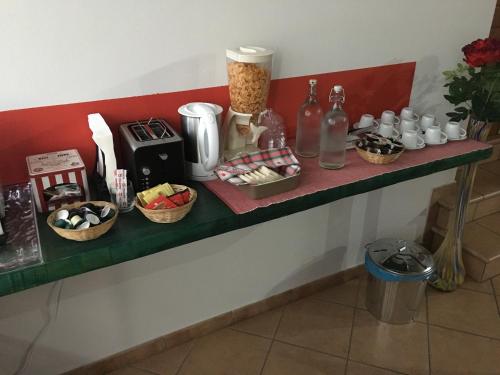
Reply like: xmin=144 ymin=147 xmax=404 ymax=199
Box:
xmin=443 ymin=38 xmax=500 ymax=123
xmin=431 ymin=38 xmax=500 ymax=293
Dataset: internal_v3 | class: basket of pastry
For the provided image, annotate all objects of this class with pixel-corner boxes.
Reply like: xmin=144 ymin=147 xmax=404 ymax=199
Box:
xmin=135 ymin=183 xmax=197 ymax=223
xmin=355 ymin=133 xmax=404 ymax=164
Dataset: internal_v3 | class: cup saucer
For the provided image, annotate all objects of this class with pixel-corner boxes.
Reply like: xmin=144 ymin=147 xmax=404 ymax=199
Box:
xmin=376 ymin=117 xmax=400 ymax=126
xmin=405 ymin=142 xmax=426 ymax=151
xmin=425 ymin=136 xmax=447 ymax=146
xmin=400 ymin=114 xmax=420 ymax=123
xmin=448 ymin=133 xmax=467 ymax=141
xmin=353 ymin=122 xmax=372 ymax=130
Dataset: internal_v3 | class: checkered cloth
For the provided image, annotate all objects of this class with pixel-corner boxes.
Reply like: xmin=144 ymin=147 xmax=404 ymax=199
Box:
xmin=216 ymin=147 xmax=301 ymax=185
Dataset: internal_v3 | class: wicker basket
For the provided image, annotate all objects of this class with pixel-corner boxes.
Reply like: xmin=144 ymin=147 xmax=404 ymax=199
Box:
xmin=135 ymin=184 xmax=197 ymax=223
xmin=355 ymin=146 xmax=404 ymax=165
xmin=47 ymin=201 xmax=118 ymax=241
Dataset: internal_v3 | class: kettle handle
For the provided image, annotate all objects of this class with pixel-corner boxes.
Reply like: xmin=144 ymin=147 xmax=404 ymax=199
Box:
xmin=197 ymin=112 xmax=219 ymax=172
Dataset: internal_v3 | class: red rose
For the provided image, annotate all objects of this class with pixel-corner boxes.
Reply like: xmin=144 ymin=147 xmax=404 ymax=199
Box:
xmin=462 ymin=38 xmax=500 ymax=67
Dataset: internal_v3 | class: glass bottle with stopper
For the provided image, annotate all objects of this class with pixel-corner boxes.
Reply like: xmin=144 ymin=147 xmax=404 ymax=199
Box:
xmin=296 ymin=79 xmax=323 ymax=157
xmin=319 ymin=85 xmax=349 ymax=169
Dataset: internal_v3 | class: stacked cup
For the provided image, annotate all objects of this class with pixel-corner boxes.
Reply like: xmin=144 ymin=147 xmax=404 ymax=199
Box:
xmin=420 ymin=114 xmax=436 ymax=132
xmin=400 ymin=115 xmax=424 ymax=149
xmin=400 ymin=107 xmax=419 ymax=122
xmin=376 ymin=110 xmax=399 ymax=139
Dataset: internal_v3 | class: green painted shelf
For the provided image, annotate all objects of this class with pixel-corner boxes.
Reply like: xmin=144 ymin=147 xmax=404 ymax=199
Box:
xmin=0 ymin=145 xmax=492 ymax=297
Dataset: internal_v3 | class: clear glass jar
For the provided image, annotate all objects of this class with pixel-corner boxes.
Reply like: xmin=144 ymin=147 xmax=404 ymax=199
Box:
xmin=319 ymin=85 xmax=349 ymax=169
xmin=258 ymin=109 xmax=286 ymax=150
xmin=296 ymin=79 xmax=323 ymax=157
xmin=226 ymin=46 xmax=273 ymax=114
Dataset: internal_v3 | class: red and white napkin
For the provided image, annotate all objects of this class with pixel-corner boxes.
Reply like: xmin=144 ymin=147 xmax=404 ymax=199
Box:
xmin=215 ymin=147 xmax=301 ymax=185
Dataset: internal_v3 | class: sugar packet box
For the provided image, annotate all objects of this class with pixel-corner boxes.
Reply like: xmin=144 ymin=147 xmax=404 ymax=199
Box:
xmin=26 ymin=149 xmax=90 ymax=213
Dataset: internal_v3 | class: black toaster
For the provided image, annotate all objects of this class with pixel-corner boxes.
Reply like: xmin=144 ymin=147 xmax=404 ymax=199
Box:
xmin=119 ymin=118 xmax=185 ymax=192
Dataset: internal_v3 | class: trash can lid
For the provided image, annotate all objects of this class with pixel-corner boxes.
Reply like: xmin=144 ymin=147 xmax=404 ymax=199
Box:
xmin=366 ymin=239 xmax=434 ymax=279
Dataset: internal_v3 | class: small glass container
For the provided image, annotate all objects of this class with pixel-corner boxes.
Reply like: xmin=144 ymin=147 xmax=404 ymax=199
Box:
xmin=111 ymin=180 xmax=135 ymax=213
xmin=258 ymin=109 xmax=287 ymax=150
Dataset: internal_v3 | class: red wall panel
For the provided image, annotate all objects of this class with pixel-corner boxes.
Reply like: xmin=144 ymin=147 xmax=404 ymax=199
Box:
xmin=0 ymin=62 xmax=415 ymax=185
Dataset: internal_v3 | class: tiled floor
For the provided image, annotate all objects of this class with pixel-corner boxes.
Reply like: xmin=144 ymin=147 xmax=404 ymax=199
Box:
xmin=109 ymin=274 xmax=500 ymax=375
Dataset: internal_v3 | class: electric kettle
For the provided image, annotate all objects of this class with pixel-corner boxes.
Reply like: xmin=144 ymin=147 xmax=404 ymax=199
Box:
xmin=178 ymin=103 xmax=223 ymax=181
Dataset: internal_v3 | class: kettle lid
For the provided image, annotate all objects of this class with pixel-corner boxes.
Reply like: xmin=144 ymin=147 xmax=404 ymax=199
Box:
xmin=178 ymin=102 xmax=223 ymax=117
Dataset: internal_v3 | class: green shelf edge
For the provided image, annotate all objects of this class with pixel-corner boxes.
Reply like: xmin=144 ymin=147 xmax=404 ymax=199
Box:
xmin=0 ymin=146 xmax=492 ymax=297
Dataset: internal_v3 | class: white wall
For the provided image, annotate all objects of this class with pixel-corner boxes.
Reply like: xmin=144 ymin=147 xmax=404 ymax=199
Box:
xmin=0 ymin=1 xmax=495 ymax=374
xmin=0 ymin=0 xmax=495 ymax=116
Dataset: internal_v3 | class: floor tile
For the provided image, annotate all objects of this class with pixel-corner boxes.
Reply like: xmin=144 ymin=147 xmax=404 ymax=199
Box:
xmin=349 ymin=310 xmax=429 ymax=375
xmin=427 ymin=288 xmax=500 ymax=339
xmin=493 ymin=275 xmax=500 ymax=295
xmin=178 ymin=329 xmax=270 ymax=375
xmin=346 ymin=361 xmax=401 ymax=375
xmin=460 ymin=276 xmax=493 ymax=294
xmin=357 ymin=276 xmax=427 ymax=323
xmin=414 ymin=294 xmax=427 ymax=323
xmin=312 ymin=278 xmax=359 ymax=307
xmin=356 ymin=276 xmax=367 ymax=309
xmin=476 ymin=211 xmax=500 ymax=236
xmin=107 ymin=367 xmax=152 ymax=375
xmin=132 ymin=342 xmax=192 ymax=375
xmin=275 ymin=297 xmax=353 ymax=357
xmin=429 ymin=325 xmax=500 ymax=375
xmin=261 ymin=341 xmax=345 ymax=375
xmin=484 ymin=255 xmax=500 ymax=280
xmin=231 ymin=308 xmax=283 ymax=339
xmin=474 ymin=168 xmax=500 ymax=198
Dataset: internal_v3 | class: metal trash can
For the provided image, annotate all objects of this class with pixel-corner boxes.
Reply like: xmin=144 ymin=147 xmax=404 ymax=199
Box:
xmin=364 ymin=238 xmax=434 ymax=324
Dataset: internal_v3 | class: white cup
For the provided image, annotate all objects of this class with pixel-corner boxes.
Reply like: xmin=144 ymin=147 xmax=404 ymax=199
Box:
xmin=400 ymin=107 xmax=419 ymax=121
xmin=420 ymin=113 xmax=435 ymax=131
xmin=381 ymin=110 xmax=397 ymax=125
xmin=359 ymin=114 xmax=377 ymax=128
xmin=445 ymin=121 xmax=467 ymax=140
xmin=378 ymin=122 xmax=400 ymax=138
xmin=425 ymin=125 xmax=447 ymax=145
xmin=400 ymin=118 xmax=417 ymax=133
xmin=402 ymin=129 xmax=425 ymax=149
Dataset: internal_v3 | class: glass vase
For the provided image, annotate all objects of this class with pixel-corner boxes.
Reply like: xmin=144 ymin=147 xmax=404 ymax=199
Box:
xmin=430 ymin=116 xmax=490 ymax=291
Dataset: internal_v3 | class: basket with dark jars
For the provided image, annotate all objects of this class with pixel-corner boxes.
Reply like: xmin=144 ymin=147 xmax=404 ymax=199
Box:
xmin=47 ymin=201 xmax=118 ymax=241
xmin=355 ymin=133 xmax=405 ymax=164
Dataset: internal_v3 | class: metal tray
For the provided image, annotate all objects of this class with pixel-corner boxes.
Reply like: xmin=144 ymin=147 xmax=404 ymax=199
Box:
xmin=236 ymin=173 xmax=300 ymax=200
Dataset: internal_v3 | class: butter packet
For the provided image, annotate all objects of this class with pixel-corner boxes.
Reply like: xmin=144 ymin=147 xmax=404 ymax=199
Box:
xmin=137 ymin=183 xmax=175 ymax=206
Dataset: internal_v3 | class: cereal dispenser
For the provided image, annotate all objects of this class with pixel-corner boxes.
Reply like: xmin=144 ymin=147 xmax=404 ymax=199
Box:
xmin=223 ymin=46 xmax=274 ymax=160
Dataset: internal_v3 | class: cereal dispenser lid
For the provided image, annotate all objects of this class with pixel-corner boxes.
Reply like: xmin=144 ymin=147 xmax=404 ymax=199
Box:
xmin=226 ymin=46 xmax=274 ymax=63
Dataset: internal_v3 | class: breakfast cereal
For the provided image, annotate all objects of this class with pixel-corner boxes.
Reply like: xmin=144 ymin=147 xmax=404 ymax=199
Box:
xmin=227 ymin=62 xmax=271 ymax=114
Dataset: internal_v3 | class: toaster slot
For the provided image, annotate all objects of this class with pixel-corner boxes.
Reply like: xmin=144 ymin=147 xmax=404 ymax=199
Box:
xmin=130 ymin=124 xmax=151 ymax=142
xmin=129 ymin=119 xmax=174 ymax=142
xmin=149 ymin=121 xmax=173 ymax=139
